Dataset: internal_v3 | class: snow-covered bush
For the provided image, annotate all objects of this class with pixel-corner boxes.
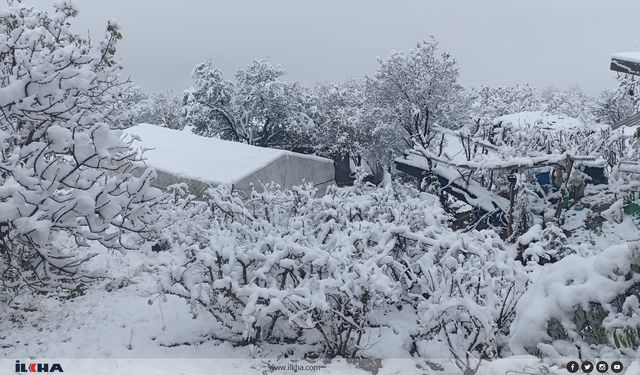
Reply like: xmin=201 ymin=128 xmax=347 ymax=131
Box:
xmin=516 ymin=223 xmax=568 ymax=266
xmin=160 ymin=182 xmax=413 ymax=355
xmin=156 ymin=178 xmax=536 ymax=365
xmin=489 ymin=112 xmax=607 ymax=158
xmin=153 ymin=183 xmax=212 ymax=250
xmin=606 ymin=294 xmax=640 ymax=352
xmin=410 ymin=230 xmax=529 ymax=373
xmin=614 ymin=72 xmax=640 ymax=114
xmin=601 ymin=199 xmax=626 ymax=224
xmin=0 ymin=1 xmax=160 ymax=292
xmin=509 ymin=242 xmax=640 ymax=359
xmin=593 ymin=88 xmax=637 ymax=125
xmin=511 ymin=173 xmax=550 ymax=238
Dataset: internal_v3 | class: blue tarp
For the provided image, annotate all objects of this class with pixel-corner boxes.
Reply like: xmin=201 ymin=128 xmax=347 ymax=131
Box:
xmin=536 ymin=171 xmax=551 ymax=194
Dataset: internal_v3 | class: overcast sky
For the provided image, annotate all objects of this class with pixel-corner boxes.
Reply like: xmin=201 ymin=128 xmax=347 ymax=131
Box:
xmin=31 ymin=0 xmax=640 ymax=94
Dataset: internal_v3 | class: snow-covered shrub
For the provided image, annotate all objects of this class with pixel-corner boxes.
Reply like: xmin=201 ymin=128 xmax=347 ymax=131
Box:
xmin=157 ymin=178 xmax=535 ymax=365
xmin=490 ymin=112 xmax=610 ymax=159
xmin=540 ymin=86 xmax=597 ymax=124
xmin=409 ymin=230 xmax=529 ymax=373
xmin=509 ymin=242 xmax=640 ymax=359
xmin=154 ymin=183 xmax=212 ymax=250
xmin=593 ymin=88 xmax=637 ymax=125
xmin=606 ymin=294 xmax=640 ymax=351
xmin=516 ymin=223 xmax=568 ymax=266
xmin=160 ymin=182 xmax=395 ymax=355
xmin=158 ymin=180 xmax=460 ymax=356
xmin=0 ymin=1 xmax=160 ymax=292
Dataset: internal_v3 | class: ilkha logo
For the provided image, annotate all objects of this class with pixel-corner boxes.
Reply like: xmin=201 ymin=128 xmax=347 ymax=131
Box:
xmin=15 ymin=360 xmax=64 ymax=373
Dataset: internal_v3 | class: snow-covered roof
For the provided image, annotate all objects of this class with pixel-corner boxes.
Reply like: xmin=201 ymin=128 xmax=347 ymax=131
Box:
xmin=612 ymin=52 xmax=640 ymax=64
xmin=126 ymin=124 xmax=330 ymax=185
xmin=495 ymin=111 xmax=605 ymax=132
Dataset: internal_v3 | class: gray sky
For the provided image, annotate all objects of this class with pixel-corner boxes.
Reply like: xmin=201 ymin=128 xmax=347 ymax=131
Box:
xmin=31 ymin=0 xmax=640 ymax=94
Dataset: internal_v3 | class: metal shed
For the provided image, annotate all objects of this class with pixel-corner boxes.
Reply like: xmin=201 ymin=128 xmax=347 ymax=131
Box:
xmin=126 ymin=124 xmax=335 ymax=198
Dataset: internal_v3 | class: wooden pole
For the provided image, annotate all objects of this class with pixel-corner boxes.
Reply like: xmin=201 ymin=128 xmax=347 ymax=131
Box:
xmin=507 ymin=172 xmax=517 ymax=238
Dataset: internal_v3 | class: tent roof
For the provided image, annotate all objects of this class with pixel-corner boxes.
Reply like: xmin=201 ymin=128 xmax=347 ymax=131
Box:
xmin=126 ymin=124 xmax=331 ymax=185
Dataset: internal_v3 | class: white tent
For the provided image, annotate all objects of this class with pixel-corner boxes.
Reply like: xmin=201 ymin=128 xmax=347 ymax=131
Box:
xmin=127 ymin=124 xmax=335 ymax=197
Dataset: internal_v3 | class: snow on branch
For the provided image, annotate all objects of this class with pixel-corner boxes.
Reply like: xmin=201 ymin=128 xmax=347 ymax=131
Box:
xmin=0 ymin=1 xmax=162 ymax=292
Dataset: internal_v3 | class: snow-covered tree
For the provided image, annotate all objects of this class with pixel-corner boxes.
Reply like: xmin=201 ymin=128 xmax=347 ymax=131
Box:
xmin=593 ymin=88 xmax=636 ymax=125
xmin=133 ymin=90 xmax=183 ymax=129
xmin=540 ymin=85 xmax=596 ymax=124
xmin=593 ymin=74 xmax=640 ymax=125
xmin=366 ymin=38 xmax=472 ymax=152
xmin=0 ymin=1 xmax=160 ymax=292
xmin=182 ymin=59 xmax=312 ymax=149
xmin=308 ymin=80 xmax=368 ymax=161
xmin=616 ymin=72 xmax=640 ymax=112
xmin=471 ymin=84 xmax=542 ymax=124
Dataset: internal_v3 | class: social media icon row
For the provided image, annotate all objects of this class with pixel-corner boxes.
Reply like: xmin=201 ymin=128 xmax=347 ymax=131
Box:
xmin=566 ymin=360 xmax=624 ymax=373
